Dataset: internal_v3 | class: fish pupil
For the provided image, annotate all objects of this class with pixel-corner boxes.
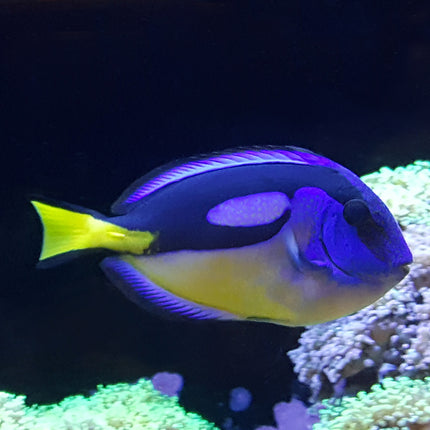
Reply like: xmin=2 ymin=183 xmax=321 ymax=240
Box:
xmin=343 ymin=199 xmax=371 ymax=226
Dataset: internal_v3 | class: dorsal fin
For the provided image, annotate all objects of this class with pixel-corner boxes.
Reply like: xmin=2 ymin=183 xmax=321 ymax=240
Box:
xmin=111 ymin=146 xmax=339 ymax=215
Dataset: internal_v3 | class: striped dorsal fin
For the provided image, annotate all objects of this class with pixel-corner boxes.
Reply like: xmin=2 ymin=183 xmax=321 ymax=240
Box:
xmin=111 ymin=146 xmax=339 ymax=214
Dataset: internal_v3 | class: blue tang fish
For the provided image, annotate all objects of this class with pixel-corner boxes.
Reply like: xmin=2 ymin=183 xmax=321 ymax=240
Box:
xmin=31 ymin=147 xmax=412 ymax=326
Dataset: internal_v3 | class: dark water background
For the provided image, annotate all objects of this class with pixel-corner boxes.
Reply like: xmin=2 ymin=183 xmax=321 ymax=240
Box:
xmin=1 ymin=1 xmax=430 ymax=428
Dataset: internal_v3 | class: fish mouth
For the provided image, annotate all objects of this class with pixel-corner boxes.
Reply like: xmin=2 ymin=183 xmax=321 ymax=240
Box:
xmin=394 ymin=264 xmax=410 ymax=281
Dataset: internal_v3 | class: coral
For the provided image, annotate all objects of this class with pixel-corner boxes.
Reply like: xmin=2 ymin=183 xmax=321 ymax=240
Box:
xmin=151 ymin=371 xmax=184 ymax=397
xmin=255 ymin=399 xmax=319 ymax=430
xmin=361 ymin=160 xmax=430 ymax=226
xmin=228 ymin=387 xmax=252 ymax=412
xmin=288 ymin=223 xmax=430 ymax=401
xmin=314 ymin=376 xmax=430 ymax=430
xmin=0 ymin=378 xmax=219 ymax=430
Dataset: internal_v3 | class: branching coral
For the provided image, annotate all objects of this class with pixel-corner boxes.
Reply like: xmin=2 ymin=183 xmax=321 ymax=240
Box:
xmin=314 ymin=376 xmax=430 ymax=430
xmin=288 ymin=160 xmax=430 ymax=401
xmin=0 ymin=378 xmax=219 ymax=430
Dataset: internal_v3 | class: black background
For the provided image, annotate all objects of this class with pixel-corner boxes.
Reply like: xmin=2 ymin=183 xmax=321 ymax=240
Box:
xmin=1 ymin=1 xmax=430 ymax=428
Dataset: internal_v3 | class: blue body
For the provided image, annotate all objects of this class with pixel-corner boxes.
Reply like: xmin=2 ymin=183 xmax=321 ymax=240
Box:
xmin=98 ymin=147 xmax=412 ymax=325
xmin=34 ymin=146 xmax=413 ymax=326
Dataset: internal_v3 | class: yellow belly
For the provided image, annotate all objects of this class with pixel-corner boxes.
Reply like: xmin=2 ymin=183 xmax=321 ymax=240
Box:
xmin=120 ymin=228 xmax=387 ymax=326
xmin=123 ymin=233 xmax=302 ymax=324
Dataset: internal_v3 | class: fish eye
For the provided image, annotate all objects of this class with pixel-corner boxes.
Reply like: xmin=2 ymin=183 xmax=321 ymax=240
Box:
xmin=343 ymin=199 xmax=371 ymax=226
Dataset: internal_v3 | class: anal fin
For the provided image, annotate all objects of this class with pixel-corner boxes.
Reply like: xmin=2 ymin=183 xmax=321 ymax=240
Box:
xmin=100 ymin=256 xmax=236 ymax=321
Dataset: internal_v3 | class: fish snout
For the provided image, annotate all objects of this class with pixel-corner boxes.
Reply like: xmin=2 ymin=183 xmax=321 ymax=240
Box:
xmin=400 ymin=264 xmax=410 ymax=278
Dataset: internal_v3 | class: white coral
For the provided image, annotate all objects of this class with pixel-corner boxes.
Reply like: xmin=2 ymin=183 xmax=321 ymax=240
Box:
xmin=361 ymin=160 xmax=430 ymax=226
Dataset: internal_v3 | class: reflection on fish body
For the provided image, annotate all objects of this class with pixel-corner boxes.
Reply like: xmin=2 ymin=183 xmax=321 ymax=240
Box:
xmin=31 ymin=146 xmax=412 ymax=326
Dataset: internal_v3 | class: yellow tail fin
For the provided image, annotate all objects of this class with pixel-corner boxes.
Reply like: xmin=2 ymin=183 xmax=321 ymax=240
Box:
xmin=31 ymin=200 xmax=155 ymax=261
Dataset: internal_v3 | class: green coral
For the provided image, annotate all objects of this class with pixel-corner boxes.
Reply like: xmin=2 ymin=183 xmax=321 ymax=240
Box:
xmin=314 ymin=376 xmax=430 ymax=430
xmin=361 ymin=160 xmax=430 ymax=226
xmin=0 ymin=378 xmax=219 ymax=430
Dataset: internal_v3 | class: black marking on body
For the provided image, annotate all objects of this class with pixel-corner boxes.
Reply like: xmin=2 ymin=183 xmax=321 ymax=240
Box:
xmin=111 ymin=163 xmax=362 ymax=252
